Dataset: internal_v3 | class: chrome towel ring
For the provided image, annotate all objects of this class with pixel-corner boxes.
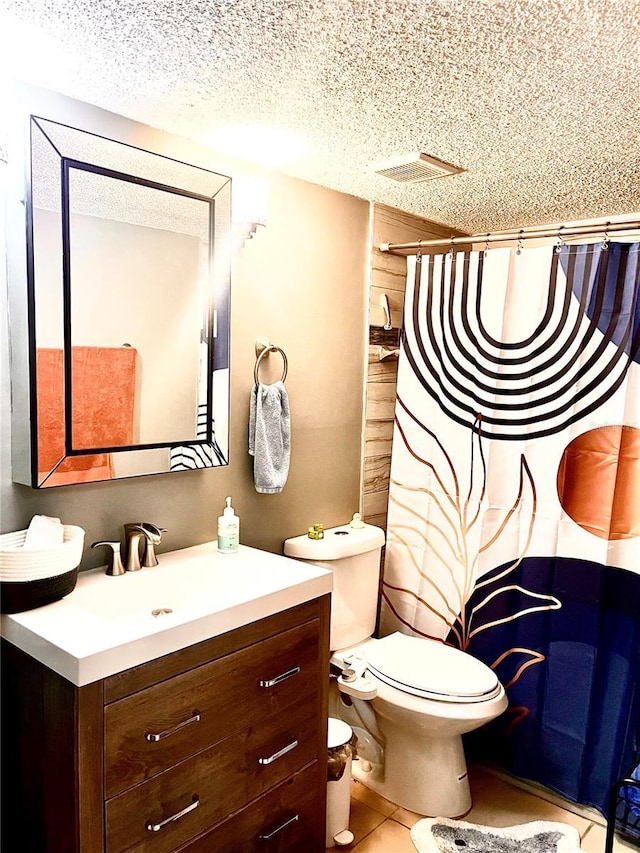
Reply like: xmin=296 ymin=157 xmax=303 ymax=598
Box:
xmin=254 ymin=345 xmax=288 ymax=385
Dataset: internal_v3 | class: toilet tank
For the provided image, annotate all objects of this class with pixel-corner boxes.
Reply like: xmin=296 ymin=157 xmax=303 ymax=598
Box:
xmin=284 ymin=521 xmax=385 ymax=652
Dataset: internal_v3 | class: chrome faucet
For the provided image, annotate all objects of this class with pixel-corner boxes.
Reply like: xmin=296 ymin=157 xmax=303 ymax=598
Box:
xmin=123 ymin=522 xmax=167 ymax=571
xmin=123 ymin=524 xmax=146 ymax=572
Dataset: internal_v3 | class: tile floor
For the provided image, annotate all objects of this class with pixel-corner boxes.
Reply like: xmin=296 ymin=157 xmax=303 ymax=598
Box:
xmin=329 ymin=764 xmax=638 ymax=852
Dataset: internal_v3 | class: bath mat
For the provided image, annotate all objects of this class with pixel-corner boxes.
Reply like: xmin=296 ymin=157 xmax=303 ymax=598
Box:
xmin=410 ymin=818 xmax=581 ymax=853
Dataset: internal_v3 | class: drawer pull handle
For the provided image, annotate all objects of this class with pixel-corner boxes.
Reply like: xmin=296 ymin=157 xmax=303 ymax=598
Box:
xmin=258 ymin=738 xmax=299 ymax=765
xmin=146 ymin=795 xmax=200 ymax=832
xmin=145 ymin=711 xmax=201 ymax=742
xmin=258 ymin=814 xmax=300 ymax=841
xmin=259 ymin=666 xmax=301 ymax=688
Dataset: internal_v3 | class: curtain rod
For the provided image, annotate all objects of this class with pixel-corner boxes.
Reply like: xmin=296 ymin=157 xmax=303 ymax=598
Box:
xmin=380 ymin=218 xmax=640 ymax=254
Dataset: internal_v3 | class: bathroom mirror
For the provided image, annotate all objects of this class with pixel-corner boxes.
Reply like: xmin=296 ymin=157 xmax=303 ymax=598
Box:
xmin=7 ymin=85 xmax=231 ymax=487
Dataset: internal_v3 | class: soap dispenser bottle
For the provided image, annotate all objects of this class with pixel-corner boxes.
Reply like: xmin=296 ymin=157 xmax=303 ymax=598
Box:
xmin=218 ymin=496 xmax=239 ymax=554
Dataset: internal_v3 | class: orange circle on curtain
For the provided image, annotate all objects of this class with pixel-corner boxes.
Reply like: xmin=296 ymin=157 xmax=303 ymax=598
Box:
xmin=557 ymin=425 xmax=640 ymax=540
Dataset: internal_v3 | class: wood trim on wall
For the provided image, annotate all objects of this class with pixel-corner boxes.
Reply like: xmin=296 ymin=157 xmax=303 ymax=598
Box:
xmin=362 ymin=204 xmax=467 ymax=531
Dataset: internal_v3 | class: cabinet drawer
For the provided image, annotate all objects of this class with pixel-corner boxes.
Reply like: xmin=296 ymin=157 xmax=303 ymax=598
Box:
xmin=105 ymin=700 xmax=319 ymax=853
xmin=105 ymin=618 xmax=320 ymax=798
xmin=177 ymin=761 xmax=325 ymax=853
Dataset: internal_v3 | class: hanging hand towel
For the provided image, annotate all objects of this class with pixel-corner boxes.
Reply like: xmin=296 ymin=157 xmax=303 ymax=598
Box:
xmin=249 ymin=381 xmax=290 ymax=494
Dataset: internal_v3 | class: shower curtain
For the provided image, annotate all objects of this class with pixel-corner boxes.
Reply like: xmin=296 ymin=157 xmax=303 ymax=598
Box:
xmin=380 ymin=240 xmax=640 ymax=815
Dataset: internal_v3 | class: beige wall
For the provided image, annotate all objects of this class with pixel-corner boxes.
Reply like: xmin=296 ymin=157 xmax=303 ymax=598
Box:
xmin=1 ymin=162 xmax=370 ymax=563
xmin=362 ymin=204 xmax=467 ymax=530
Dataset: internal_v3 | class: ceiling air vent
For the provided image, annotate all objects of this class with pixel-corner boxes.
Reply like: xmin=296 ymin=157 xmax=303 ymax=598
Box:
xmin=370 ymin=152 xmax=464 ymax=183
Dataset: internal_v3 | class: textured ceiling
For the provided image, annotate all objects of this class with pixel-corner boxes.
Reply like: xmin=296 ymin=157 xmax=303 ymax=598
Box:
xmin=2 ymin=0 xmax=639 ymax=234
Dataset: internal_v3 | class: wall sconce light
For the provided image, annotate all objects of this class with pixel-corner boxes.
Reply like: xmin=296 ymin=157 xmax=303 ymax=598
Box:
xmin=232 ymin=175 xmax=269 ymax=244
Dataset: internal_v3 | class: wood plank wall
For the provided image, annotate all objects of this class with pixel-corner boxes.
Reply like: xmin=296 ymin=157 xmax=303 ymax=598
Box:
xmin=362 ymin=204 xmax=466 ymax=530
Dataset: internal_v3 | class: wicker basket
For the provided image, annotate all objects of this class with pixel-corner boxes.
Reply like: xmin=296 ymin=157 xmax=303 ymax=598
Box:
xmin=1 ymin=567 xmax=80 ymax=614
xmin=0 ymin=524 xmax=85 ymax=581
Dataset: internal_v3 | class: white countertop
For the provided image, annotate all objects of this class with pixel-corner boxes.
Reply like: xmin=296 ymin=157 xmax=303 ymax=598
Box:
xmin=0 ymin=542 xmax=332 ymax=686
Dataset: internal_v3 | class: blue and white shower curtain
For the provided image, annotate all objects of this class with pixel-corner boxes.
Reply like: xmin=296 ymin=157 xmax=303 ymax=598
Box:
xmin=381 ymin=241 xmax=640 ymax=815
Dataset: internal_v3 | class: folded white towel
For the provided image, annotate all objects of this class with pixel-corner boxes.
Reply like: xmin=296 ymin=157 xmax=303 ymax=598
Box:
xmin=249 ymin=381 xmax=290 ymax=494
xmin=23 ymin=515 xmax=64 ymax=548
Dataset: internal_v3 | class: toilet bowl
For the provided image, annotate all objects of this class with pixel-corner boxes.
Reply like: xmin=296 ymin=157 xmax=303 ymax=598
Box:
xmin=332 ymin=633 xmax=507 ymax=817
xmin=284 ymin=518 xmax=508 ymax=818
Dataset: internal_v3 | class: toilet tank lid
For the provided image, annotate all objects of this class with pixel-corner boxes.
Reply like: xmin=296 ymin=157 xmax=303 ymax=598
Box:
xmin=284 ymin=523 xmax=385 ymax=560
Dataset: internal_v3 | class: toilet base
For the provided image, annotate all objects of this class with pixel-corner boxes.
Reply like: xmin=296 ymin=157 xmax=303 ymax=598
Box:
xmin=352 ymin=728 xmax=472 ymax=818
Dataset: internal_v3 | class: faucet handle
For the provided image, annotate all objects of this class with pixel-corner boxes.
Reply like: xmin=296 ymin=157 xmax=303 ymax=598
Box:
xmin=91 ymin=541 xmax=125 ymax=576
xmin=140 ymin=522 xmax=166 ymax=542
xmin=140 ymin=523 xmax=167 ymax=567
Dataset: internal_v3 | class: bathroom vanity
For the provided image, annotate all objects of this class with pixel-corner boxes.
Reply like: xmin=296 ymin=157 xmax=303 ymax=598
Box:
xmin=0 ymin=543 xmax=332 ymax=852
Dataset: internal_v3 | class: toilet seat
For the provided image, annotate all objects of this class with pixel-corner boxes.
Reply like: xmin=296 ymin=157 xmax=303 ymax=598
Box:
xmin=364 ymin=632 xmax=501 ymax=703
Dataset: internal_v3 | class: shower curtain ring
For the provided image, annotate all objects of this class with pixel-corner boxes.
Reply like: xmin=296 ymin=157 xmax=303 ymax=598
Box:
xmin=516 ymin=229 xmax=524 ymax=255
xmin=484 ymin=234 xmax=490 ymax=257
xmin=603 ymin=221 xmax=611 ymax=250
xmin=554 ymin=225 xmax=565 ymax=254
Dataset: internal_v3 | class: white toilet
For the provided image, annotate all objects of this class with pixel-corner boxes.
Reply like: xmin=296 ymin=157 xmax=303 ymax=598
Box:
xmin=284 ymin=517 xmax=508 ymax=818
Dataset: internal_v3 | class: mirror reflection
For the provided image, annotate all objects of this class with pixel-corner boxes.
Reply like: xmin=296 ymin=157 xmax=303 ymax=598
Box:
xmin=23 ymin=110 xmax=231 ymax=487
xmin=66 ymin=166 xmax=210 ymax=449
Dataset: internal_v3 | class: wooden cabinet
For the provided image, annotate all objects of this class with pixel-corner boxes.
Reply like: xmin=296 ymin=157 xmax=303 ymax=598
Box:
xmin=1 ymin=595 xmax=330 ymax=853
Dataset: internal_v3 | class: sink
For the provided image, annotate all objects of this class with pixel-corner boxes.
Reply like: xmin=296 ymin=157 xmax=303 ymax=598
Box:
xmin=67 ymin=567 xmax=215 ymax=625
xmin=0 ymin=541 xmax=332 ymax=685
xmin=68 ymin=543 xmax=312 ymax=625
